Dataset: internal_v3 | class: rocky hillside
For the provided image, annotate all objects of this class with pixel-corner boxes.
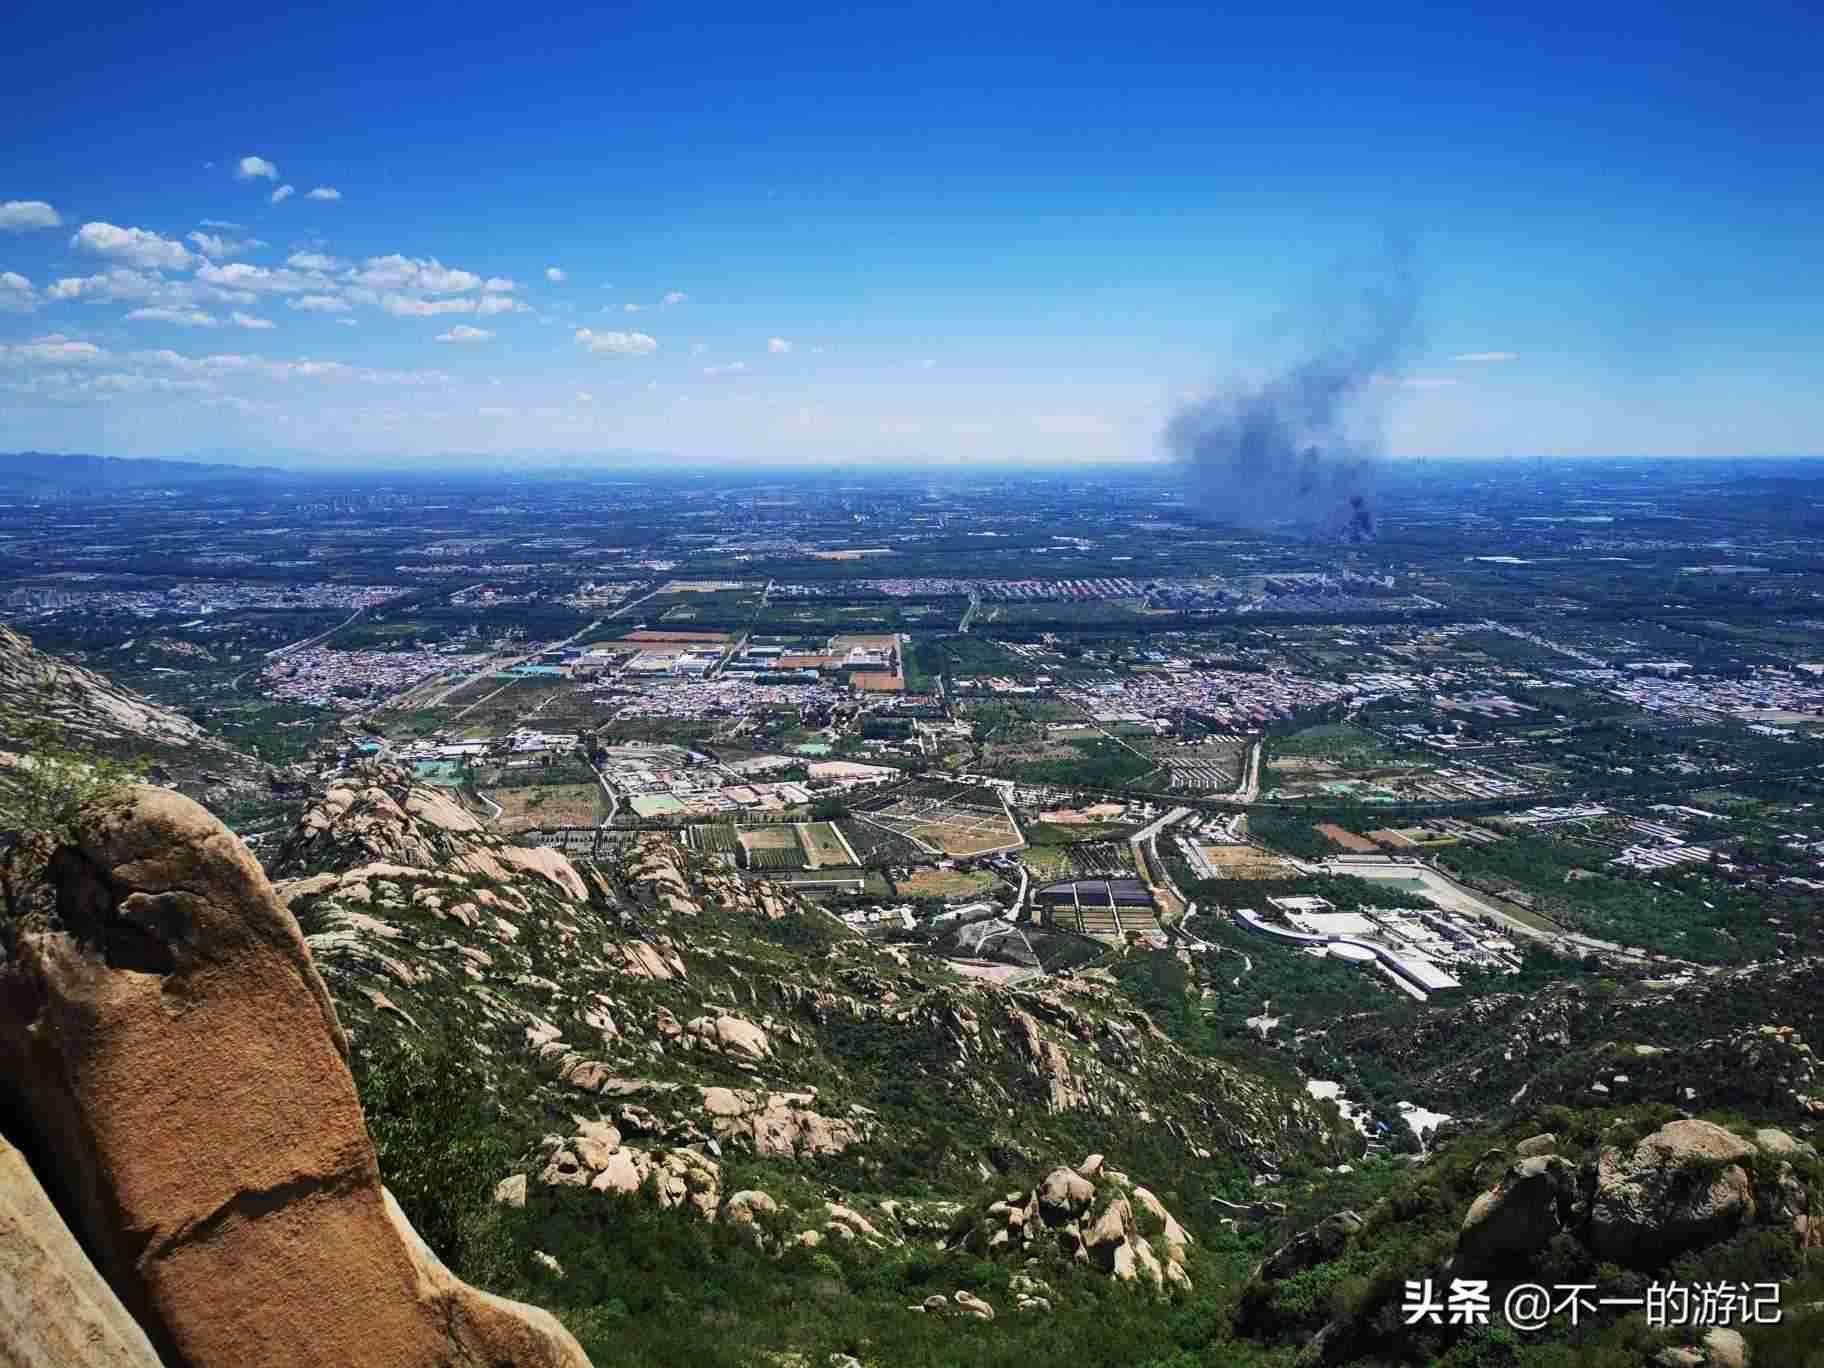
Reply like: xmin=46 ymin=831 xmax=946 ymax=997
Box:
xmin=0 ymin=785 xmax=587 ymax=1367
xmin=1311 ymin=962 xmax=1824 ymax=1127
xmin=1242 ymin=1110 xmax=1824 ymax=1368
xmin=270 ymin=764 xmax=1349 ymax=1203
xmin=0 ymin=625 xmax=269 ymax=808
xmin=5 ymin=763 xmax=1821 ymax=1367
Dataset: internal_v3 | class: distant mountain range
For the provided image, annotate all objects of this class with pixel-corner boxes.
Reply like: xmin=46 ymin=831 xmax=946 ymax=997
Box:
xmin=0 ymin=451 xmax=285 ymax=495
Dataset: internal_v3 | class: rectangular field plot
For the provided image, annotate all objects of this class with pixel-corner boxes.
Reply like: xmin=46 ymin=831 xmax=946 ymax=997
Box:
xmin=896 ymin=867 xmax=1003 ymax=898
xmin=1068 ymin=841 xmax=1135 ymax=876
xmin=854 ymin=781 xmax=1022 ymax=856
xmin=835 ymin=819 xmax=927 ymax=866
xmin=692 ymin=824 xmax=740 ymax=855
xmin=1190 ymin=843 xmax=1297 ymax=879
xmin=797 ymin=821 xmax=859 ymax=868
xmin=1136 ymin=738 xmax=1247 ymax=793
xmin=480 ymin=782 xmax=604 ymax=833
xmin=738 ymin=826 xmax=808 ymax=870
xmin=1077 ymin=907 xmax=1122 ymax=937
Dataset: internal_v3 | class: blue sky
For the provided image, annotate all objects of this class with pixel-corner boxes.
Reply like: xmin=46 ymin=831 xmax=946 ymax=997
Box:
xmin=3 ymin=0 xmax=1820 ymax=466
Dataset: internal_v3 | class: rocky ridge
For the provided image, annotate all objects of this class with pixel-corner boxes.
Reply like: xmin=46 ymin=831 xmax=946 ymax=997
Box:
xmin=1314 ymin=966 xmax=1824 ymax=1126
xmin=274 ymin=763 xmax=1348 ymax=1231
xmin=0 ymin=625 xmax=270 ymax=807
xmin=1247 ymin=1109 xmax=1824 ymax=1366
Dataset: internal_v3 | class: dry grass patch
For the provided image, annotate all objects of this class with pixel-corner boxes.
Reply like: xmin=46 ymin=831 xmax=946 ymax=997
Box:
xmin=896 ymin=868 xmax=1000 ymax=898
xmin=1197 ymin=844 xmax=1295 ymax=879
xmin=483 ymin=783 xmax=602 ymax=833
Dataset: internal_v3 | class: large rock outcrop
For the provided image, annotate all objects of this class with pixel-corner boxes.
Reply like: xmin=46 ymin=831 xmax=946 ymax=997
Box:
xmin=0 ymin=1133 xmax=163 ymax=1367
xmin=955 ymin=1157 xmax=1192 ymax=1291
xmin=1586 ymin=1117 xmax=1822 ymax=1268
xmin=1455 ymin=1155 xmax=1576 ymax=1274
xmin=0 ymin=786 xmax=589 ymax=1368
xmin=1257 ymin=1211 xmax=1365 ymax=1284
xmin=535 ymin=1118 xmax=721 ymax=1219
xmin=1587 ymin=1119 xmax=1758 ymax=1266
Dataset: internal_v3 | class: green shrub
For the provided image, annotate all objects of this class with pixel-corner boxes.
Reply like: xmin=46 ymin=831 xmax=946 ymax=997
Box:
xmin=350 ymin=1025 xmax=518 ymax=1287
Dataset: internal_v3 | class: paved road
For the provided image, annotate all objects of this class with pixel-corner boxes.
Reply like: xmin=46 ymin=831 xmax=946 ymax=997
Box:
xmin=1237 ymin=739 xmax=1263 ymax=802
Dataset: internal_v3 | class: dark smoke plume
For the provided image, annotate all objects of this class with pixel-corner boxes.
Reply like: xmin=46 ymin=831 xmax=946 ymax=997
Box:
xmin=1165 ymin=255 xmax=1417 ymax=542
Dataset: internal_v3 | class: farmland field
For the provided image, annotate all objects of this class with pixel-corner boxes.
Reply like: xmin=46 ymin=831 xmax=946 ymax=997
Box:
xmin=480 ymin=782 xmax=603 ymax=833
xmin=738 ymin=826 xmax=808 ymax=870
xmin=895 ymin=868 xmax=1003 ymax=898
xmin=1068 ymin=841 xmax=1134 ymax=876
xmin=835 ymin=819 xmax=926 ymax=866
xmin=797 ymin=821 xmax=858 ymax=868
xmin=1191 ymin=843 xmax=1296 ymax=880
xmin=693 ymin=824 xmax=740 ymax=855
xmin=855 ymin=781 xmax=1022 ymax=856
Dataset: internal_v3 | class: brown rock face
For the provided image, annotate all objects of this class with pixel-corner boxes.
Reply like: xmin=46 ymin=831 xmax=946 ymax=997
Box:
xmin=0 ymin=786 xmax=589 ymax=1368
xmin=0 ymin=1133 xmax=164 ymax=1367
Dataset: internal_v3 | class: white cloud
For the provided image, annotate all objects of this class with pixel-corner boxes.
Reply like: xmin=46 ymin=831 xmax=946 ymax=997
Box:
xmin=482 ymin=276 xmax=517 ymax=292
xmin=690 ymin=341 xmax=707 ymax=356
xmin=288 ymin=293 xmax=351 ymax=313
xmin=0 ymin=272 xmax=33 ymax=312
xmin=703 ymin=362 xmax=747 ymax=375
xmin=304 ymin=186 xmax=342 ymax=201
xmin=334 ymin=317 xmax=358 ymax=326
xmin=71 ymin=222 xmax=197 ymax=271
xmin=545 ymin=266 xmax=566 ymax=283
xmin=352 ymin=254 xmax=480 ymax=293
xmin=1450 ymin=351 xmax=1517 ymax=363
xmin=195 ymin=262 xmax=327 ymax=294
xmin=573 ymin=328 xmax=657 ymax=355
xmin=285 ymin=251 xmax=346 ymax=271
xmin=436 ymin=324 xmax=494 ymax=343
xmin=186 ymin=230 xmax=264 ymax=259
xmin=661 ymin=291 xmax=687 ymax=306
xmin=476 ymin=294 xmax=526 ymax=316
xmin=1 ymin=334 xmax=104 ymax=364
xmin=199 ymin=218 xmax=244 ymax=230
xmin=382 ymin=293 xmax=476 ymax=317
xmin=1382 ymin=375 xmax=1458 ymax=388
xmin=235 ymin=156 xmax=279 ymax=181
xmin=622 ymin=302 xmax=642 ymax=313
xmin=231 ymin=311 xmax=275 ymax=330
xmin=117 ymin=347 xmax=453 ymax=388
xmin=576 ymin=390 xmax=593 ymax=403
xmin=126 ymin=306 xmax=219 ymax=327
xmin=767 ymin=337 xmax=792 ymax=354
xmin=270 ymin=184 xmax=295 ymax=204
xmin=45 ymin=269 xmax=171 ymax=304
xmin=0 ymin=200 xmax=61 ymax=231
